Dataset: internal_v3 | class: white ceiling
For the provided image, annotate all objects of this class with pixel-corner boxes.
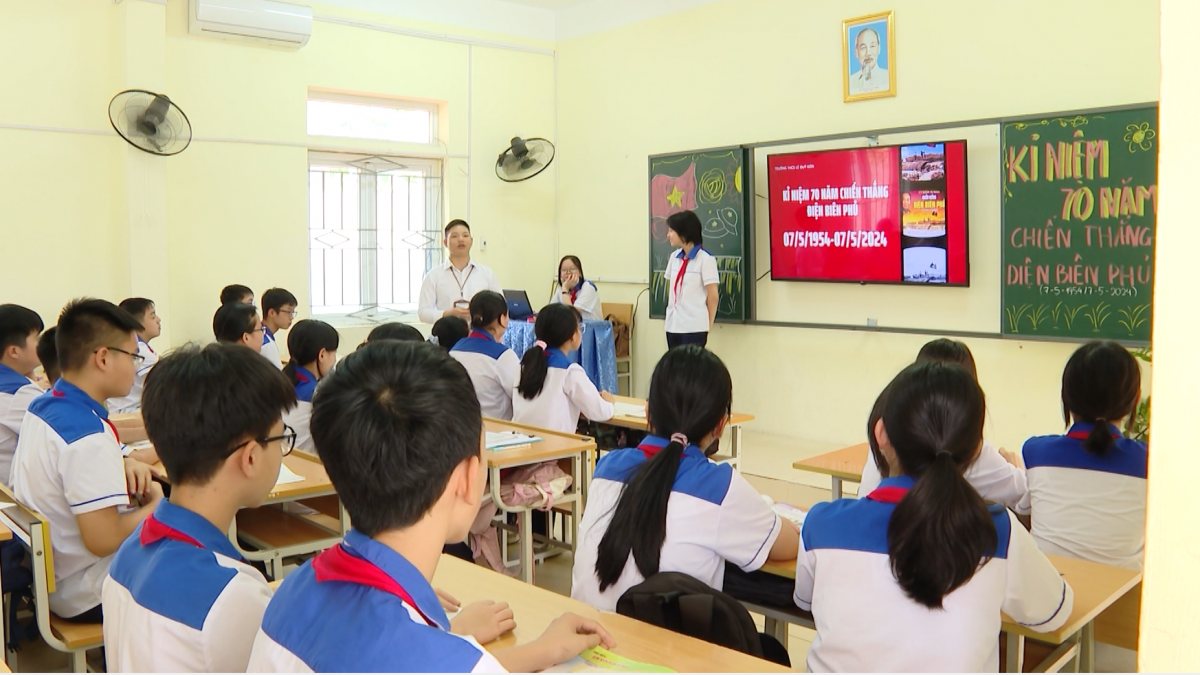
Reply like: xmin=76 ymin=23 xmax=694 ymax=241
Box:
xmin=312 ymin=0 xmax=729 ymax=42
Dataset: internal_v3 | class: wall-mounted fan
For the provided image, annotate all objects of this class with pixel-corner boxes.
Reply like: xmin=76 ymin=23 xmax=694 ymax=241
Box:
xmin=495 ymin=136 xmax=555 ymax=182
xmin=108 ymin=90 xmax=193 ymax=156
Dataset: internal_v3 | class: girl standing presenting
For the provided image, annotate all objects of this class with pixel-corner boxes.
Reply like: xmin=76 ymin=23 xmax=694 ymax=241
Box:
xmin=664 ymin=211 xmax=719 ymax=349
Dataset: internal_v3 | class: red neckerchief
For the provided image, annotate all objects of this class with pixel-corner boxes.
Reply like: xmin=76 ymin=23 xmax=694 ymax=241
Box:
xmin=672 ymin=253 xmax=692 ymax=300
xmin=637 ymin=439 xmax=678 ymax=459
xmin=312 ymin=544 xmax=437 ymax=627
xmin=468 ymin=330 xmax=492 ymax=341
xmin=140 ymin=516 xmax=203 ymax=548
xmin=866 ymin=486 xmax=909 ymax=503
xmin=568 ymin=280 xmax=582 ymax=304
xmin=53 ymin=388 xmax=121 ymax=442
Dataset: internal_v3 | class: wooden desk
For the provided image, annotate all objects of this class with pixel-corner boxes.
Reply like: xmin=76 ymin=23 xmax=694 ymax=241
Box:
xmin=606 ymin=396 xmax=756 ymax=468
xmin=435 ymin=554 xmax=788 ymax=673
xmin=759 ymin=555 xmax=1141 ymax=673
xmin=484 ymin=419 xmax=595 ymax=585
xmin=792 ymin=443 xmax=868 ymax=499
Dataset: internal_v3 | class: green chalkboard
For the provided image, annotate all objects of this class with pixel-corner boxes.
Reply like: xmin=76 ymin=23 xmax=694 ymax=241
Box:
xmin=1001 ymin=107 xmax=1157 ymax=341
xmin=648 ymin=147 xmax=750 ymax=321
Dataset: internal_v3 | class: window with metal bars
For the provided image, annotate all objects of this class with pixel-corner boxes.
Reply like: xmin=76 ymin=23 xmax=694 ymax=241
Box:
xmin=308 ymin=152 xmax=443 ymax=318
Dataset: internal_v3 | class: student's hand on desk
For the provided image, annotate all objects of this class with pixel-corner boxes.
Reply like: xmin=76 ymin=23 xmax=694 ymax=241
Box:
xmin=451 ymin=600 xmax=517 ymax=644
xmin=536 ymin=613 xmax=615 ymax=665
xmin=998 ymin=447 xmax=1023 ymax=469
xmin=123 ymin=457 xmax=154 ymax=498
xmin=600 ymin=391 xmax=615 ymax=404
xmin=436 ymin=588 xmax=460 ymax=613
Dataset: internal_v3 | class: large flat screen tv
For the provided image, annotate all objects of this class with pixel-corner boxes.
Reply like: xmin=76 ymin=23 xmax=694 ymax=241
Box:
xmin=767 ymin=140 xmax=969 ymax=285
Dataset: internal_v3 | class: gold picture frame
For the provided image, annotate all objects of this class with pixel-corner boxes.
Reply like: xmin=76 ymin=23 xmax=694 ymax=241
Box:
xmin=843 ymin=11 xmax=896 ymax=103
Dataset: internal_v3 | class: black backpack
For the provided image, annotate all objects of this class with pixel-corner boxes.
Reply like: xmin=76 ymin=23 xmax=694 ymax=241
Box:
xmin=616 ymin=572 xmax=765 ymax=659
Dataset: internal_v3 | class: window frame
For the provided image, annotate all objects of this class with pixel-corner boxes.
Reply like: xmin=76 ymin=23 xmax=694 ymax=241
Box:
xmin=306 ymin=91 xmax=439 ymax=147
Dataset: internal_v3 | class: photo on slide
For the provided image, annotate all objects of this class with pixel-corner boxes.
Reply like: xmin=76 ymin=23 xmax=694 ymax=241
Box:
xmin=900 ymin=143 xmax=949 ymax=283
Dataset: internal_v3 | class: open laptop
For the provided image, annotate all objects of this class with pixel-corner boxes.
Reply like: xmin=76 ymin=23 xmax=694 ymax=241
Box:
xmin=503 ymin=289 xmax=536 ymax=321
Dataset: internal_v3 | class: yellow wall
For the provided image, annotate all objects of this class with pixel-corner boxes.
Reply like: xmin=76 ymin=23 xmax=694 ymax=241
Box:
xmin=1141 ymin=0 xmax=1199 ymax=668
xmin=0 ymin=0 xmax=557 ymax=356
xmin=555 ymin=0 xmax=1160 ymax=452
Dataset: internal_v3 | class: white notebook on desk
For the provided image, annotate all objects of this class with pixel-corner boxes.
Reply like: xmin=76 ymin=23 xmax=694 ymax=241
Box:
xmin=275 ymin=463 xmax=305 ymax=487
xmin=613 ymin=402 xmax=645 ymax=418
xmin=485 ymin=431 xmax=542 ymax=450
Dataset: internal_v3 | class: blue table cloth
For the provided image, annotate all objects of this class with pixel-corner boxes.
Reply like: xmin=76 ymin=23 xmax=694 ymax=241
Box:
xmin=503 ymin=319 xmax=618 ymax=394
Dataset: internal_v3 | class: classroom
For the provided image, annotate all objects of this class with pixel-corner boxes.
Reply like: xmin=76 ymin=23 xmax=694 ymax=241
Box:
xmin=0 ymin=0 xmax=1195 ymax=672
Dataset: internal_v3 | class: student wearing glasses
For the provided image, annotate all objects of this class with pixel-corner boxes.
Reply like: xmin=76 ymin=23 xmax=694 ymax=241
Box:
xmin=550 ymin=255 xmax=602 ymax=321
xmin=259 ymin=288 xmax=298 ymax=370
xmin=213 ymin=303 xmax=264 ymax=354
xmin=10 ymin=298 xmax=161 ymax=623
xmin=103 ymin=343 xmax=298 ymax=672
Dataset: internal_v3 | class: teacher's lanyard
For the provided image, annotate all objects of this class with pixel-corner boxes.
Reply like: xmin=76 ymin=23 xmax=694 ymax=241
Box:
xmin=451 ymin=264 xmax=475 ymax=298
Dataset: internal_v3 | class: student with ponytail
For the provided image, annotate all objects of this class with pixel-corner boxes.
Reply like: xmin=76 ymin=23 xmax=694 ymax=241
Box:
xmin=282 ymin=320 xmax=339 ymax=453
xmin=449 ymin=291 xmax=519 ymax=419
xmin=1017 ymin=340 xmax=1147 ymax=570
xmin=513 ymin=304 xmax=615 ymax=434
xmin=571 ymin=345 xmax=798 ymax=612
xmin=794 ymin=362 xmax=1071 ymax=672
xmin=859 ymin=338 xmax=1028 ymax=509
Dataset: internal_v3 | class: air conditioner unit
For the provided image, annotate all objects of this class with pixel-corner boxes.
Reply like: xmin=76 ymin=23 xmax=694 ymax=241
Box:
xmin=189 ymin=0 xmax=312 ymax=48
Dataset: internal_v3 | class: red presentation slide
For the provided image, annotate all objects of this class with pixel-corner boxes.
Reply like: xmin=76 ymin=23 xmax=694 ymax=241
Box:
xmin=767 ymin=140 xmax=969 ymax=285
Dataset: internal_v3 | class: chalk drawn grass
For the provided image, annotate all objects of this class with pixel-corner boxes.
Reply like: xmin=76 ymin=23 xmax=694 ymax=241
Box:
xmin=1083 ymin=301 xmax=1113 ymax=332
xmin=1117 ymin=304 xmax=1151 ymax=335
xmin=1005 ymin=304 xmax=1032 ymax=333
xmin=1049 ymin=302 xmax=1087 ymax=330
xmin=1027 ymin=305 xmax=1052 ymax=331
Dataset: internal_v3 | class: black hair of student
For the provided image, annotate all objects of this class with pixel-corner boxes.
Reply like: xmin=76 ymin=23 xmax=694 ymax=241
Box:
xmin=284 ymin=320 xmax=340 ymax=386
xmin=431 ymin=316 xmax=469 ymax=352
xmin=882 ymin=361 xmax=996 ymax=610
xmin=117 ymin=298 xmax=155 ymax=321
xmin=220 ymin=284 xmax=253 ymax=305
xmin=367 ymin=322 xmax=424 ymax=343
xmin=444 ymin=218 xmax=470 ymax=237
xmin=558 ymin=255 xmax=585 ymax=283
xmin=916 ymin=338 xmax=977 ymax=380
xmin=0 ymin=304 xmax=44 ymax=352
xmin=866 ymin=382 xmax=892 ymax=481
xmin=469 ymin=291 xmax=508 ymax=330
xmin=261 ymin=288 xmax=298 ymax=315
xmin=37 ymin=327 xmax=59 ymax=382
xmin=595 ymin=345 xmax=732 ymax=592
xmin=55 ymin=298 xmax=144 ymax=373
xmin=310 ymin=340 xmax=482 ymax=537
xmin=143 ymin=343 xmax=296 ymax=485
xmin=212 ymin=303 xmax=258 ymax=343
xmin=518 ymin=304 xmax=582 ymax=400
xmin=1061 ymin=340 xmax=1141 ymax=456
xmin=666 ymin=210 xmax=703 ymax=248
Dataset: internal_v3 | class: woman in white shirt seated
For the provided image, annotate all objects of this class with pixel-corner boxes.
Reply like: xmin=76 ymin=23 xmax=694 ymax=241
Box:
xmin=551 ymin=255 xmax=602 ymax=321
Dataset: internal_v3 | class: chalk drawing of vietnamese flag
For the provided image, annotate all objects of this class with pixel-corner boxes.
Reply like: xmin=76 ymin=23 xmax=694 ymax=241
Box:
xmin=650 ymin=162 xmax=697 ymax=243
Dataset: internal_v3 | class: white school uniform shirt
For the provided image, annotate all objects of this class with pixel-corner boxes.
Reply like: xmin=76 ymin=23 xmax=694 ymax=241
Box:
xmin=664 ymin=246 xmax=719 ymax=334
xmin=103 ymin=500 xmax=273 ymax=672
xmin=450 ymin=331 xmax=520 ymax=420
xmin=10 ymin=379 xmax=131 ymax=618
xmin=794 ymin=475 xmax=1073 ymax=673
xmin=551 ymin=280 xmax=602 ymax=321
xmin=0 ymin=364 xmax=44 ymax=486
xmin=572 ymin=436 xmax=783 ymax=612
xmin=260 ymin=327 xmax=284 ymax=370
xmin=1017 ymin=423 xmax=1147 ymax=571
xmin=248 ymin=529 xmax=504 ymax=673
xmin=859 ymin=438 xmax=1028 ymax=509
xmin=282 ymin=365 xmax=318 ymax=454
xmin=512 ymin=348 xmax=614 ymax=434
xmin=107 ymin=337 xmax=159 ymax=414
xmin=417 ymin=258 xmax=503 ymax=325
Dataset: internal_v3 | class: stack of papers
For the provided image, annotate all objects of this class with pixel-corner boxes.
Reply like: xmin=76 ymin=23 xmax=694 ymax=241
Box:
xmin=275 ymin=463 xmax=305 ymax=487
xmin=612 ymin=403 xmax=645 ymax=418
xmin=772 ymin=503 xmax=807 ymax=528
xmin=485 ymin=431 xmax=542 ymax=450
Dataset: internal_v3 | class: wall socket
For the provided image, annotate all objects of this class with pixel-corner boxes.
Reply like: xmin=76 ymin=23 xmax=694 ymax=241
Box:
xmin=867 ymin=318 xmax=878 ymax=327
xmin=480 ymin=237 xmax=488 ymax=252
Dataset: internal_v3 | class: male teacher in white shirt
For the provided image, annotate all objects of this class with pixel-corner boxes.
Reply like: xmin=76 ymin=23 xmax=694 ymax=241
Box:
xmin=417 ymin=219 xmax=502 ymax=324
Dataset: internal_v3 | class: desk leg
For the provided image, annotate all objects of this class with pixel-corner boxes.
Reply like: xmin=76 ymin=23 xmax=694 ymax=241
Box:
xmin=338 ymin=500 xmax=350 ymax=537
xmin=519 ymin=506 xmax=534 ymax=585
xmin=731 ymin=425 xmax=743 ymax=468
xmin=831 ymin=477 xmax=843 ymax=500
xmin=1005 ymin=633 xmax=1024 ymax=673
xmin=1078 ymin=621 xmax=1094 ymax=673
